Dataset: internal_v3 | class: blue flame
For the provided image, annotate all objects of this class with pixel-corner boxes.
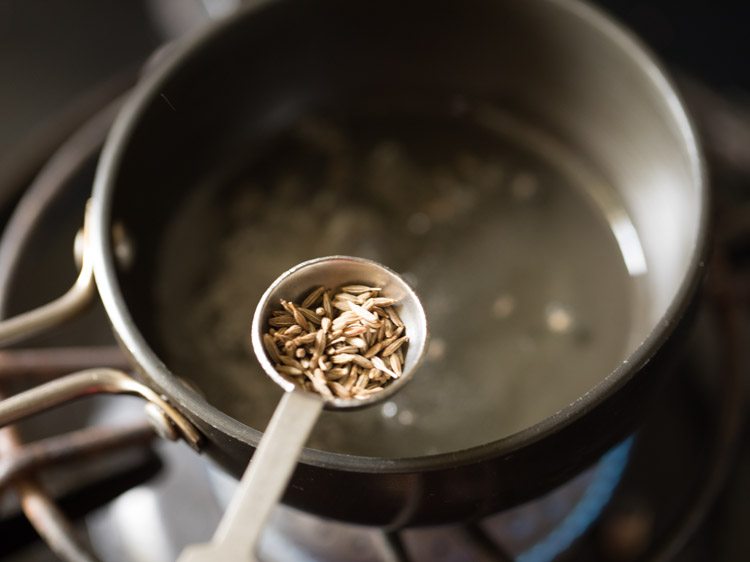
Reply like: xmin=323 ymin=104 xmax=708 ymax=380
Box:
xmin=517 ymin=437 xmax=634 ymax=562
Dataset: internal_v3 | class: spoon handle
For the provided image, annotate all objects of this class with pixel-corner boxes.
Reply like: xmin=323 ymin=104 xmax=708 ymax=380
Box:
xmin=179 ymin=390 xmax=324 ymax=562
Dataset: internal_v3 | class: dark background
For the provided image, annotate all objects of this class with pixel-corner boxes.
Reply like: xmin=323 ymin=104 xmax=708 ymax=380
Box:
xmin=601 ymin=1 xmax=749 ymax=92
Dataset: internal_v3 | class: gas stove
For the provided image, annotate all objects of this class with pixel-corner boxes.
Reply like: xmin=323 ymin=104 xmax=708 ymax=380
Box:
xmin=0 ymin=2 xmax=748 ymax=561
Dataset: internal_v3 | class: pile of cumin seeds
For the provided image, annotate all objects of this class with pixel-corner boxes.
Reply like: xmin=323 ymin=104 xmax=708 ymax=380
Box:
xmin=262 ymin=285 xmax=409 ymax=400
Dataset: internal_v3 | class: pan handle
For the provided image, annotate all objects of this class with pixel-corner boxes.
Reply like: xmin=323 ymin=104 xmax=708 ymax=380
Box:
xmin=0 ymin=209 xmax=95 ymax=347
xmin=0 ymin=368 xmax=201 ymax=451
xmin=0 ymin=205 xmax=202 ymax=451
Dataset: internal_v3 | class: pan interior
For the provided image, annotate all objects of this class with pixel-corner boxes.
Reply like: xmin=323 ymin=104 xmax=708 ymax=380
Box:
xmin=153 ymin=103 xmax=647 ymax=457
xmin=106 ymin=0 xmax=702 ymax=461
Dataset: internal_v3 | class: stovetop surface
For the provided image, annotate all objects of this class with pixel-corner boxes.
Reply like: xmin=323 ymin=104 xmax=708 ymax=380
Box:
xmin=1 ymin=2 xmax=748 ymax=561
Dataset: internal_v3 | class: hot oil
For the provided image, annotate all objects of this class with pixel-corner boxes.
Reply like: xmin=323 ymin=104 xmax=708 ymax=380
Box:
xmin=156 ymin=104 xmax=648 ymax=458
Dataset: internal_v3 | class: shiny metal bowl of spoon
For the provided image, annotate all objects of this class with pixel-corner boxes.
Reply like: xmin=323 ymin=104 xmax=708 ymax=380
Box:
xmin=180 ymin=256 xmax=429 ymax=561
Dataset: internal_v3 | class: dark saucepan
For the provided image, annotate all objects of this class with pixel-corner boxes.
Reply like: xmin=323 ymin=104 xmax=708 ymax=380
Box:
xmin=88 ymin=0 xmax=707 ymax=526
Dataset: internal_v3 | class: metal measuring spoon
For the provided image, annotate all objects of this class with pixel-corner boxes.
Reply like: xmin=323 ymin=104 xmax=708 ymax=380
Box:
xmin=180 ymin=256 xmax=428 ymax=562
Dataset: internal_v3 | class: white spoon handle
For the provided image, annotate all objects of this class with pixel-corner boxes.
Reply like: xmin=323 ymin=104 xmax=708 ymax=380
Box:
xmin=179 ymin=390 xmax=323 ymax=562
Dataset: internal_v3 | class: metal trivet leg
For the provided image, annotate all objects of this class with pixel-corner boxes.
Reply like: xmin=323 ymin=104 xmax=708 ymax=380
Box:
xmin=465 ymin=522 xmax=515 ymax=561
xmin=371 ymin=530 xmax=412 ymax=562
